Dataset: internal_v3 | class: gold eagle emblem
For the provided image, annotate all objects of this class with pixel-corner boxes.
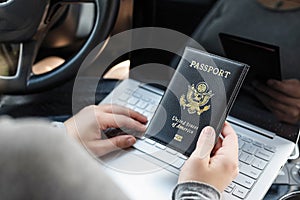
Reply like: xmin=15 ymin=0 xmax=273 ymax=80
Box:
xmin=180 ymin=82 xmax=214 ymax=115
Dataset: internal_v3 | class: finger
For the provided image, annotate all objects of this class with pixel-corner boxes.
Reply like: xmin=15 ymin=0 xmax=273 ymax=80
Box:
xmin=253 ymin=90 xmax=300 ymax=122
xmin=88 ymin=135 xmax=136 ymax=157
xmin=100 ymin=104 xmax=148 ymax=123
xmin=253 ymin=90 xmax=274 ymax=111
xmin=272 ymin=109 xmax=299 ymax=124
xmin=255 ymin=90 xmax=297 ymax=115
xmin=98 ymin=113 xmax=147 ymax=133
xmin=212 ymin=136 xmax=223 ymax=155
xmin=268 ymin=79 xmax=300 ymax=98
xmin=267 ymin=99 xmax=300 ymax=118
xmin=253 ymin=81 xmax=297 ymax=106
xmin=191 ymin=126 xmax=216 ymax=160
xmin=217 ymin=122 xmax=238 ymax=157
xmin=254 ymin=82 xmax=300 ymax=112
xmin=210 ymin=123 xmax=239 ymax=176
xmin=221 ymin=121 xmax=237 ymax=138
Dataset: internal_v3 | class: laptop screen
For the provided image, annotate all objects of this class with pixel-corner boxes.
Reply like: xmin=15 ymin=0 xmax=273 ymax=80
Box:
xmin=219 ymin=33 xmax=299 ymax=143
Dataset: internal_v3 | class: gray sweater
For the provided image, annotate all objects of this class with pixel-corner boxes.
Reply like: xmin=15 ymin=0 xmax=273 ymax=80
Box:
xmin=173 ymin=182 xmax=220 ymax=200
xmin=0 ymin=117 xmax=220 ymax=200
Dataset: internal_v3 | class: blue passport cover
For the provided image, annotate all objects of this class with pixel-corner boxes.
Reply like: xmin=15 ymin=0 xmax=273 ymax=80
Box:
xmin=145 ymin=47 xmax=249 ymax=156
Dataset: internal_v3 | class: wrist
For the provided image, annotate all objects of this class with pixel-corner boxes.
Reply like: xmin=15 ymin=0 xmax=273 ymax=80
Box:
xmin=63 ymin=119 xmax=81 ymax=142
xmin=173 ymin=181 xmax=221 ymax=200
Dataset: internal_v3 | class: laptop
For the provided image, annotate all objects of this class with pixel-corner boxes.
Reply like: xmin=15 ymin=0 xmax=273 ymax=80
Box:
xmin=99 ymin=46 xmax=299 ymax=200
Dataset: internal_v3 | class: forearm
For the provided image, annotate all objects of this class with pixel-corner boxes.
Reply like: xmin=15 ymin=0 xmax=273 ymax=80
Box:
xmin=172 ymin=182 xmax=221 ymax=200
xmin=0 ymin=117 xmax=129 ymax=200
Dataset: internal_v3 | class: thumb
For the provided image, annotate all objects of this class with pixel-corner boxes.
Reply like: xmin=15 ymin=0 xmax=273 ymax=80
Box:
xmin=109 ymin=135 xmax=137 ymax=150
xmin=191 ymin=126 xmax=216 ymax=160
xmin=91 ymin=135 xmax=136 ymax=157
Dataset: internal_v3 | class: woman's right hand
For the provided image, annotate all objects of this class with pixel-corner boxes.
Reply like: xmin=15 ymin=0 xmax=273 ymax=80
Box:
xmin=178 ymin=122 xmax=239 ymax=192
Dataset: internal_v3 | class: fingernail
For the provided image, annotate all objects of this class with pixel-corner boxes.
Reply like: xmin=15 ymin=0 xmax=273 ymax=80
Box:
xmin=203 ymin=126 xmax=215 ymax=137
xmin=199 ymin=127 xmax=215 ymax=159
xmin=140 ymin=124 xmax=147 ymax=132
xmin=127 ymin=137 xmax=136 ymax=146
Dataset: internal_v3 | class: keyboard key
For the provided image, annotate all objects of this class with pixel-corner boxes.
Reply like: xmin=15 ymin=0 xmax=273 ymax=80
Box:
xmin=178 ymin=154 xmax=187 ymax=160
xmin=115 ymin=100 xmax=126 ymax=106
xmin=264 ymin=145 xmax=276 ymax=153
xmin=134 ymin=108 xmax=144 ymax=115
xmin=133 ymin=140 xmax=159 ymax=154
xmin=124 ymin=89 xmax=134 ymax=94
xmin=118 ymin=94 xmax=130 ymax=102
xmin=225 ymin=182 xmax=236 ymax=193
xmin=228 ymin=182 xmax=236 ymax=189
xmin=151 ymin=98 xmax=161 ymax=105
xmin=252 ymin=158 xmax=267 ymax=170
xmin=166 ymin=148 xmax=178 ymax=155
xmin=142 ymin=97 xmax=151 ymax=102
xmin=239 ymin=162 xmax=261 ymax=179
xmin=225 ymin=186 xmax=233 ymax=193
xmin=143 ymin=111 xmax=153 ymax=119
xmin=241 ymin=136 xmax=253 ymax=143
xmin=252 ymin=141 xmax=264 ymax=148
xmin=126 ymin=104 xmax=135 ymax=110
xmin=242 ymin=143 xmax=257 ymax=154
xmin=132 ymin=92 xmax=142 ymax=98
xmin=136 ymin=101 xmax=148 ymax=109
xmin=238 ymin=151 xmax=242 ymax=157
xmin=233 ymin=185 xmax=249 ymax=199
xmin=234 ymin=173 xmax=255 ymax=189
xmin=145 ymin=138 xmax=156 ymax=145
xmin=155 ymin=143 xmax=166 ymax=150
xmin=239 ymin=152 xmax=254 ymax=164
xmin=238 ymin=139 xmax=245 ymax=149
xmin=135 ymin=140 xmax=182 ymax=169
xmin=127 ymin=97 xmax=139 ymax=105
xmin=151 ymin=150 xmax=178 ymax=165
xmin=255 ymin=149 xmax=273 ymax=161
xmin=146 ymin=105 xmax=157 ymax=113
xmin=170 ymin=158 xmax=185 ymax=169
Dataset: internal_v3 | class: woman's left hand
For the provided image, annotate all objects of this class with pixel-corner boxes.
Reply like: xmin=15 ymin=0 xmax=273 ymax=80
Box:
xmin=64 ymin=104 xmax=148 ymax=157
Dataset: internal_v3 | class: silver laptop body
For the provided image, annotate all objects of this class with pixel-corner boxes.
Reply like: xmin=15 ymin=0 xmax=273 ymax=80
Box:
xmin=100 ymin=78 xmax=299 ymax=200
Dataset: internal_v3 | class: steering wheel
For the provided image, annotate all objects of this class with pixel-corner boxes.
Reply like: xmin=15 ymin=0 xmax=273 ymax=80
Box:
xmin=0 ymin=0 xmax=119 ymax=94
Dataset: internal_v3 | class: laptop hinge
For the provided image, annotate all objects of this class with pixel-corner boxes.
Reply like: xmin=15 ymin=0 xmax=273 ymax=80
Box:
xmin=227 ymin=116 xmax=275 ymax=139
xmin=139 ymin=84 xmax=164 ymax=96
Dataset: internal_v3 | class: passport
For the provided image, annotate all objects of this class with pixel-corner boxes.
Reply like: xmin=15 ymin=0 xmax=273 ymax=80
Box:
xmin=144 ymin=47 xmax=249 ymax=156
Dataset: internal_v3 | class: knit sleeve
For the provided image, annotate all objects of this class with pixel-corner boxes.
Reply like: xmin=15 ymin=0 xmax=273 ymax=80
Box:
xmin=172 ymin=181 xmax=221 ymax=200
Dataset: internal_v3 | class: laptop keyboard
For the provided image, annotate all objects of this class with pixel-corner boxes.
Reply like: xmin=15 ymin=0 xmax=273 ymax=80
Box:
xmin=113 ymin=87 xmax=162 ymax=123
xmin=114 ymin=87 xmax=277 ymax=199
xmin=225 ymin=134 xmax=276 ymax=199
xmin=133 ymin=137 xmax=187 ymax=169
xmin=114 ymin=87 xmax=187 ymax=169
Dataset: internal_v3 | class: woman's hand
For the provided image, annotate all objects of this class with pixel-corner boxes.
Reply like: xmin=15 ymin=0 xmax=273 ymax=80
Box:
xmin=252 ymin=79 xmax=300 ymax=124
xmin=178 ymin=122 xmax=239 ymax=192
xmin=64 ymin=104 xmax=147 ymax=157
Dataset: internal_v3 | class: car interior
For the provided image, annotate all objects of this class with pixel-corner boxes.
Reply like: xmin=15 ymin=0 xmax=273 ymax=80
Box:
xmin=1 ymin=0 xmax=300 ymax=199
